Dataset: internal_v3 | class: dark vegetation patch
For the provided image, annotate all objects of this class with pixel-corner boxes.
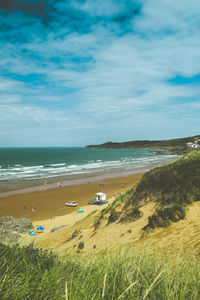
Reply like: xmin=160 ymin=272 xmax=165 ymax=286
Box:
xmin=77 ymin=241 xmax=84 ymax=250
xmin=65 ymin=229 xmax=82 ymax=243
xmin=108 ymin=208 xmax=121 ymax=223
xmin=71 ymin=229 xmax=81 ymax=239
xmin=120 ymin=205 xmax=142 ymax=223
xmin=144 ymin=205 xmax=186 ymax=230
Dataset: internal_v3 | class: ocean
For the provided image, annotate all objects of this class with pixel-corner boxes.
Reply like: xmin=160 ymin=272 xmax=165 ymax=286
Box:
xmin=0 ymin=147 xmax=178 ymax=182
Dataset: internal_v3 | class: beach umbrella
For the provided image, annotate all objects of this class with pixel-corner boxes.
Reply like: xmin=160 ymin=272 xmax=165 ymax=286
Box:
xmin=78 ymin=209 xmax=84 ymax=213
xmin=37 ymin=226 xmax=45 ymax=231
xmin=29 ymin=230 xmax=35 ymax=236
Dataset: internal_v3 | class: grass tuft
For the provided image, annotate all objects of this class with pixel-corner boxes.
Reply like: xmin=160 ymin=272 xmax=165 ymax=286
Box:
xmin=0 ymin=243 xmax=199 ymax=299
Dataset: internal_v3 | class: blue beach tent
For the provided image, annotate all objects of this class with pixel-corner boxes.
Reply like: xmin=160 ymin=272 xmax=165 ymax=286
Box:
xmin=37 ymin=226 xmax=45 ymax=231
xmin=78 ymin=208 xmax=84 ymax=213
xmin=29 ymin=230 xmax=35 ymax=236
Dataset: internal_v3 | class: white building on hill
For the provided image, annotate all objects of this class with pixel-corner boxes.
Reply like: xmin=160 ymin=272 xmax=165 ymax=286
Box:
xmin=186 ymin=139 xmax=200 ymax=149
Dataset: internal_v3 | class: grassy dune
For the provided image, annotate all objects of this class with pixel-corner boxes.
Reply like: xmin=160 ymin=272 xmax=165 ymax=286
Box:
xmin=0 ymin=243 xmax=200 ymax=300
xmin=96 ymin=151 xmax=200 ymax=231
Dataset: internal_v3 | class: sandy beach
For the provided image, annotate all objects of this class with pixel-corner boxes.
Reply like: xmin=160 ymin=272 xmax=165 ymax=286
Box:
xmin=0 ymin=172 xmax=143 ymax=222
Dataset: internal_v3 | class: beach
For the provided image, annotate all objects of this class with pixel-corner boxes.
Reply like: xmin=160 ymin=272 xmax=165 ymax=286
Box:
xmin=0 ymin=147 xmax=178 ymax=195
xmin=0 ymin=172 xmax=143 ymax=222
xmin=0 ymin=156 xmax=177 ymax=197
xmin=0 ymin=147 xmax=178 ymax=223
xmin=0 ymin=166 xmax=147 ymax=195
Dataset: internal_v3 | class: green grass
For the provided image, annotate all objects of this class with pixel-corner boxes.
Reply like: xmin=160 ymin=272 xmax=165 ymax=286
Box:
xmin=0 ymin=243 xmax=199 ymax=299
xmin=95 ymin=151 xmax=200 ymax=230
xmin=133 ymin=151 xmax=200 ymax=229
xmin=94 ymin=184 xmax=138 ymax=229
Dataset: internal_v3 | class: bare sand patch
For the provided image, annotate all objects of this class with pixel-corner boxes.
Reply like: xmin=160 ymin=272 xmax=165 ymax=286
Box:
xmin=137 ymin=201 xmax=200 ymax=257
xmin=25 ymin=200 xmax=200 ymax=260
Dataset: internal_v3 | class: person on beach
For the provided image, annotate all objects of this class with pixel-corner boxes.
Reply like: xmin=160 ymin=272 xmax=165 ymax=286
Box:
xmin=58 ymin=182 xmax=62 ymax=187
xmin=44 ymin=180 xmax=48 ymax=189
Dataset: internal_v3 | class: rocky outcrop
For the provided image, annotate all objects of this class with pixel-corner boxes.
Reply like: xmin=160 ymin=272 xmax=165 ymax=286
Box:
xmin=0 ymin=216 xmax=33 ymax=243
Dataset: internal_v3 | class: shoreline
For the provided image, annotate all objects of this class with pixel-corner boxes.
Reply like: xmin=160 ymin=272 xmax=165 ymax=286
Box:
xmin=0 ymin=157 xmax=177 ymax=198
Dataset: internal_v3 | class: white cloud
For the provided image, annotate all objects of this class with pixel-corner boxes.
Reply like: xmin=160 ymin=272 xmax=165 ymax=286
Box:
xmin=1 ymin=0 xmax=200 ymax=145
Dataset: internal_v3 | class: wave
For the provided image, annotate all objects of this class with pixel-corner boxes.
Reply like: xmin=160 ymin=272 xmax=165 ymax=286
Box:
xmin=50 ymin=163 xmax=66 ymax=167
xmin=0 ymin=154 xmax=179 ymax=181
xmin=21 ymin=166 xmax=44 ymax=170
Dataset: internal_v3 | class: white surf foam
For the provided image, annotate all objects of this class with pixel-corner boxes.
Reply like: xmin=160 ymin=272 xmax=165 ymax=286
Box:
xmin=0 ymin=154 xmax=179 ymax=181
xmin=50 ymin=163 xmax=66 ymax=167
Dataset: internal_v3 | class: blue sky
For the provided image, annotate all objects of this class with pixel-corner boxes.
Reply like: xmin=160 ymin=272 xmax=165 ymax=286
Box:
xmin=0 ymin=0 xmax=200 ymax=146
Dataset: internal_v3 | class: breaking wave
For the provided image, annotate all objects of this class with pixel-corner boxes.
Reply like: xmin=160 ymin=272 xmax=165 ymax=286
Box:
xmin=0 ymin=154 xmax=178 ymax=181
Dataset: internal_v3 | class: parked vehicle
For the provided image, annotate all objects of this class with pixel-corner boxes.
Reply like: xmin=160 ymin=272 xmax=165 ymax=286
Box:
xmin=65 ymin=201 xmax=78 ymax=207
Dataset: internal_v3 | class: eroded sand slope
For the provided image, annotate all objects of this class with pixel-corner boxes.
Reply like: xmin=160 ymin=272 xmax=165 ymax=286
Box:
xmin=21 ymin=197 xmax=200 ymax=258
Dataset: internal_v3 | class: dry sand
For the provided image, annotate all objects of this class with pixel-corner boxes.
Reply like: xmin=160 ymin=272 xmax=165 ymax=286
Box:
xmin=0 ymin=172 xmax=143 ymax=222
xmin=14 ymin=169 xmax=200 ymax=259
xmin=33 ymin=196 xmax=116 ymax=233
xmin=30 ymin=200 xmax=200 ymax=259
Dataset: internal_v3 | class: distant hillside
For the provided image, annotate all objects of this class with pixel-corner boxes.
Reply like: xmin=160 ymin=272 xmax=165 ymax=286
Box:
xmin=86 ymin=135 xmax=200 ymax=154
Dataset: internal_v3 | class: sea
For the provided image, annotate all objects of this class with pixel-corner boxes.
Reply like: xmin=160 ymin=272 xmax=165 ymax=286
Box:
xmin=0 ymin=147 xmax=178 ymax=182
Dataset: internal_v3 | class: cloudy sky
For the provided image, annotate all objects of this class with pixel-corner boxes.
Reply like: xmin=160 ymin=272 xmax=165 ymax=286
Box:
xmin=0 ymin=0 xmax=200 ymax=147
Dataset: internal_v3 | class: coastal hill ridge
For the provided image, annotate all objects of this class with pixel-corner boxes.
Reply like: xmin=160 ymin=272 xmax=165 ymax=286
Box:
xmin=86 ymin=134 xmax=200 ymax=154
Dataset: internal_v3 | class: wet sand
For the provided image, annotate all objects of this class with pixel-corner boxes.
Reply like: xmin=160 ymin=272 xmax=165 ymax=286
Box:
xmin=0 ymin=173 xmax=143 ymax=222
xmin=0 ymin=167 xmax=146 ymax=197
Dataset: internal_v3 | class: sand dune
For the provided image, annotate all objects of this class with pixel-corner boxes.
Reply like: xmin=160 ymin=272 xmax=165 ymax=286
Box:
xmin=25 ymin=199 xmax=200 ymax=259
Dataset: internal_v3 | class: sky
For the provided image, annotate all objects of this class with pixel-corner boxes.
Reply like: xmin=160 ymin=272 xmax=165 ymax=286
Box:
xmin=0 ymin=0 xmax=200 ymax=147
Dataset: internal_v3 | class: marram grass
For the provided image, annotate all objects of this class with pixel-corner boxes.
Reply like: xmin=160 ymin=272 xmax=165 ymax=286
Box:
xmin=96 ymin=151 xmax=200 ymax=230
xmin=0 ymin=243 xmax=199 ymax=299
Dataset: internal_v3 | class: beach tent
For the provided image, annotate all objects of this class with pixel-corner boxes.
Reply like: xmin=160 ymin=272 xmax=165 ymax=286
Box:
xmin=37 ymin=226 xmax=45 ymax=231
xmin=78 ymin=208 xmax=84 ymax=213
xmin=29 ymin=230 xmax=35 ymax=236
